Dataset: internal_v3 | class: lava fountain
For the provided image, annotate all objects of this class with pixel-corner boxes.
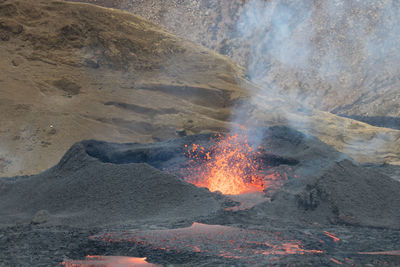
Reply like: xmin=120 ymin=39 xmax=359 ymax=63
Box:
xmin=183 ymin=127 xmax=283 ymax=195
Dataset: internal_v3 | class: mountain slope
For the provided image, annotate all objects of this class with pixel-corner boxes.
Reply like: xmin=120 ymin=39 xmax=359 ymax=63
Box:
xmin=0 ymin=0 xmax=399 ymax=177
xmin=68 ymin=0 xmax=400 ymax=122
xmin=0 ymin=0 xmax=251 ymax=176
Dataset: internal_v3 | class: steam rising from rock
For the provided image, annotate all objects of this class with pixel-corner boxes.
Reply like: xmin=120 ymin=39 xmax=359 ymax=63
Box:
xmin=233 ymin=0 xmax=400 ymax=157
xmin=237 ymin=0 xmax=400 ymax=111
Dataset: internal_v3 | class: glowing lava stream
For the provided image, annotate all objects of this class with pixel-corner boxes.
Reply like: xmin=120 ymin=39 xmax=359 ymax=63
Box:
xmin=62 ymin=256 xmax=159 ymax=267
xmin=323 ymin=231 xmax=340 ymax=243
xmin=95 ymin=222 xmax=324 ymax=264
xmin=183 ymin=128 xmax=268 ymax=195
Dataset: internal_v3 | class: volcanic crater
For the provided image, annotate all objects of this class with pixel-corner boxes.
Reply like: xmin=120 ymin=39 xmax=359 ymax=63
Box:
xmin=1 ymin=126 xmax=400 ymax=266
xmin=1 ymin=0 xmax=400 ymax=266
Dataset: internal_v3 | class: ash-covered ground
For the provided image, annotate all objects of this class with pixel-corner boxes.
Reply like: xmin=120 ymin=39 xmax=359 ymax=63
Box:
xmin=1 ymin=127 xmax=400 ymax=266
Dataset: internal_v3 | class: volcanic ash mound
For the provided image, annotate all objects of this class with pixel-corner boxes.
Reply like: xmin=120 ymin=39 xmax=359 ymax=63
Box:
xmin=0 ymin=142 xmax=222 ymax=227
xmin=1 ymin=126 xmax=399 ymax=229
xmin=256 ymin=160 xmax=400 ymax=229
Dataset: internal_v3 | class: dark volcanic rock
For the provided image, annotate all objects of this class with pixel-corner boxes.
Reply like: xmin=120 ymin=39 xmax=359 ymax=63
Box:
xmin=1 ymin=126 xmax=400 ymax=266
xmin=1 ymin=126 xmax=399 ymax=230
xmin=81 ymin=126 xmax=344 ymax=178
xmin=304 ymin=160 xmax=400 ymax=228
xmin=0 ymin=142 xmax=222 ymax=227
xmin=31 ymin=210 xmax=50 ymax=224
xmin=257 ymin=159 xmax=400 ymax=229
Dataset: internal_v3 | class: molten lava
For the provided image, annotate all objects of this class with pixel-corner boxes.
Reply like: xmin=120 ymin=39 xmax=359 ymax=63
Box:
xmin=62 ymin=256 xmax=159 ymax=267
xmin=95 ymin=222 xmax=324 ymax=265
xmin=323 ymin=231 xmax=340 ymax=243
xmin=184 ymin=128 xmax=265 ymax=195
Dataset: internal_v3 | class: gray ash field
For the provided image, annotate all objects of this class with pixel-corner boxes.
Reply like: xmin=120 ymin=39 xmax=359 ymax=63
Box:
xmin=1 ymin=127 xmax=399 ymax=266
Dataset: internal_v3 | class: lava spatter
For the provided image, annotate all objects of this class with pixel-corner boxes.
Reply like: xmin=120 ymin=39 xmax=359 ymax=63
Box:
xmin=182 ymin=127 xmax=287 ymax=195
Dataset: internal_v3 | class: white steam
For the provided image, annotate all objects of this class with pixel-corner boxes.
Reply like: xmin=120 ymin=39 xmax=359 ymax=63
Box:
xmin=236 ymin=0 xmax=400 ymax=108
xmin=238 ymin=0 xmax=313 ymax=77
xmin=232 ymin=0 xmax=400 ymax=159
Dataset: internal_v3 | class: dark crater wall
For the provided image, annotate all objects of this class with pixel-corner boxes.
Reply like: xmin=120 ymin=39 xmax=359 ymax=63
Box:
xmin=1 ymin=126 xmax=399 ymax=229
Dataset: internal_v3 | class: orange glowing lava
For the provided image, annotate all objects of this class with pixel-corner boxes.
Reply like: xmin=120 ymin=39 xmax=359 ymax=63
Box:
xmin=96 ymin=222 xmax=324 ymax=264
xmin=62 ymin=255 xmax=159 ymax=267
xmin=183 ymin=128 xmax=266 ymax=195
xmin=323 ymin=231 xmax=340 ymax=243
xmin=330 ymin=258 xmax=343 ymax=265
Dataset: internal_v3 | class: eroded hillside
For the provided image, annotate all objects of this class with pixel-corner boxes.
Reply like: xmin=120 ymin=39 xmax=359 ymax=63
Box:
xmin=69 ymin=0 xmax=400 ymax=123
xmin=0 ymin=0 xmax=399 ymax=177
xmin=0 ymin=0 xmax=251 ymax=175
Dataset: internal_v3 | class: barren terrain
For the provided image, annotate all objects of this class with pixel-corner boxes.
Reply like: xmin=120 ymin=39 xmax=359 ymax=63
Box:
xmin=69 ymin=0 xmax=400 ymax=123
xmin=1 ymin=1 xmax=400 ymax=266
xmin=1 ymin=127 xmax=400 ymax=266
xmin=1 ymin=0 xmax=399 ymax=178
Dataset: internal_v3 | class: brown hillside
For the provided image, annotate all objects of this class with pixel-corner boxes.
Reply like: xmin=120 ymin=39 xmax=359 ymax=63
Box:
xmin=69 ymin=0 xmax=400 ymax=121
xmin=0 ymin=0 xmax=251 ymax=176
xmin=0 ymin=0 xmax=399 ymax=177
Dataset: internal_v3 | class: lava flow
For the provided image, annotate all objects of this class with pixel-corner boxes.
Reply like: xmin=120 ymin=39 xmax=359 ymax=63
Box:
xmin=62 ymin=256 xmax=159 ymax=267
xmin=183 ymin=127 xmax=267 ymax=195
xmin=95 ymin=222 xmax=324 ymax=264
xmin=323 ymin=231 xmax=340 ymax=243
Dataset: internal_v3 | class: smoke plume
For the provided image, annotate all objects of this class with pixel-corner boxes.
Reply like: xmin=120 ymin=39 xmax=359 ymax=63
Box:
xmin=232 ymin=0 xmax=400 ymax=158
